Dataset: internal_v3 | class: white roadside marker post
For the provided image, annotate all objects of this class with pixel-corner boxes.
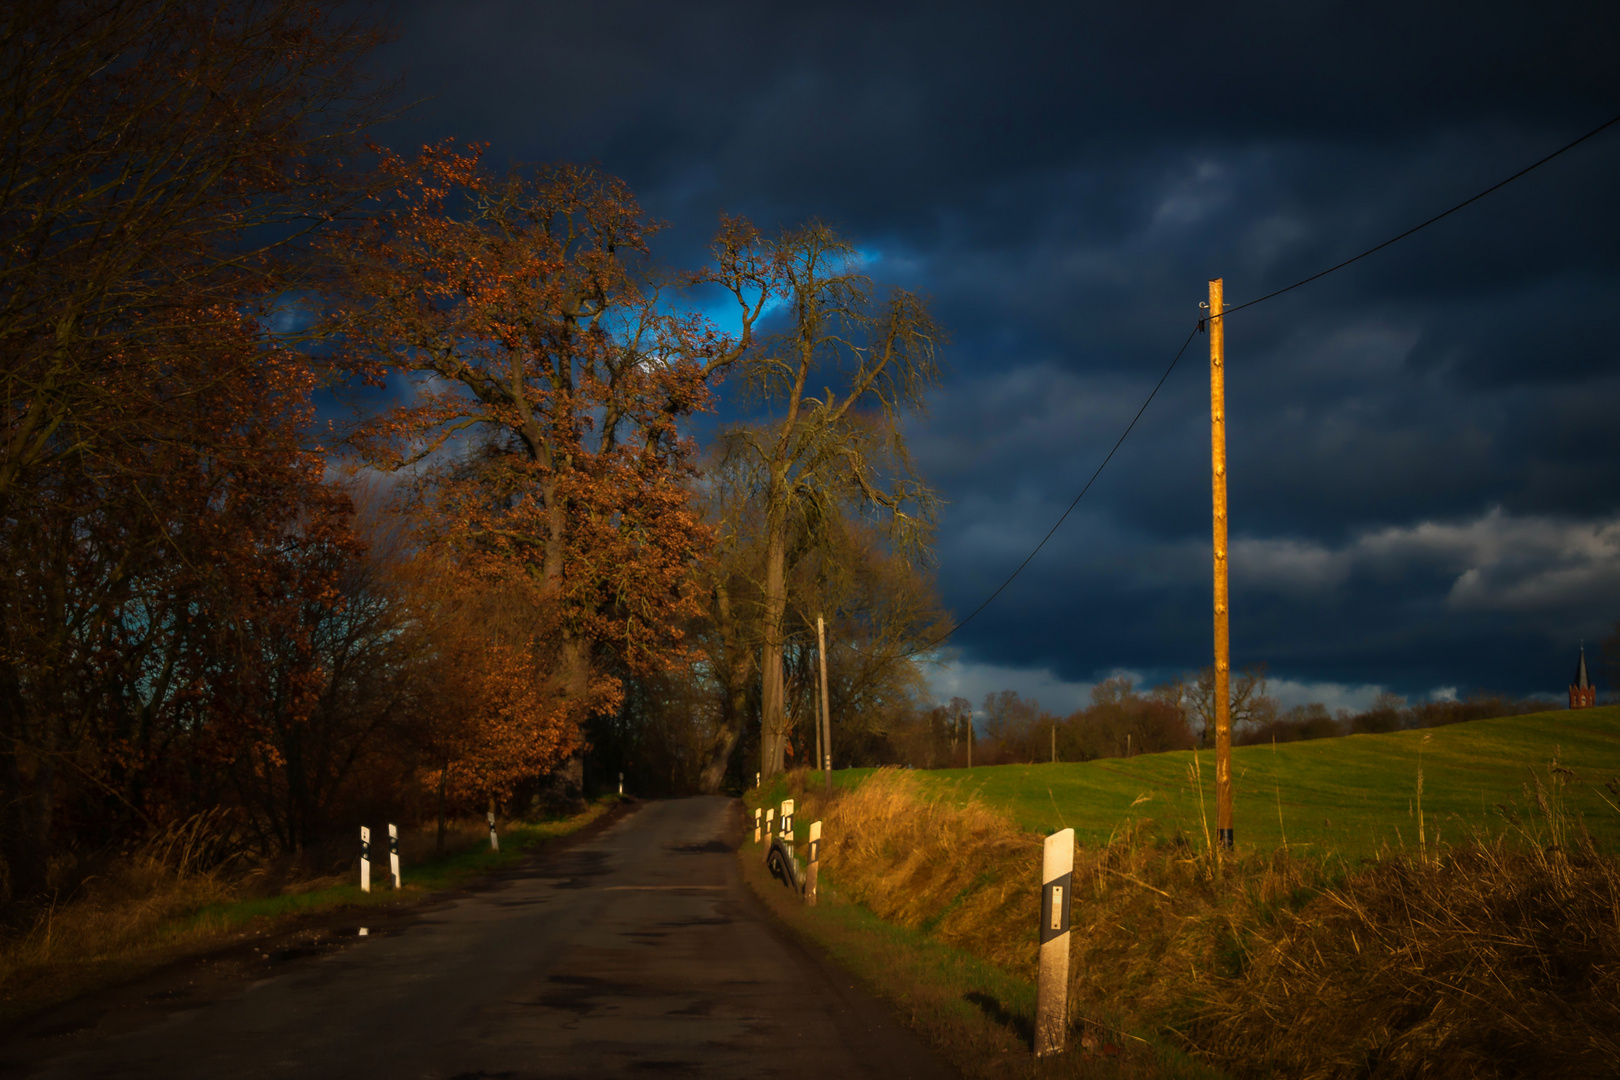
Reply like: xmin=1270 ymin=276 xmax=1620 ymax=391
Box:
xmin=755 ymin=771 xmax=761 ymax=789
xmin=389 ymin=823 xmax=401 ymax=889
xmin=618 ymin=772 xmax=624 ymax=795
xmin=754 ymin=807 xmax=763 ymax=843
xmin=780 ymin=799 xmax=794 ymax=854
xmin=806 ymin=820 xmax=822 ymax=905
xmin=487 ymin=810 xmax=499 ymax=851
xmin=766 ymin=807 xmax=775 ymax=844
xmin=1035 ymin=827 xmax=1075 ymax=1057
xmin=360 ymin=826 xmax=371 ymax=893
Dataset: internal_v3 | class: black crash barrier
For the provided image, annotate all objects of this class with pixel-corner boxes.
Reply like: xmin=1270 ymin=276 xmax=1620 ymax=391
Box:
xmin=765 ymin=835 xmax=802 ymax=892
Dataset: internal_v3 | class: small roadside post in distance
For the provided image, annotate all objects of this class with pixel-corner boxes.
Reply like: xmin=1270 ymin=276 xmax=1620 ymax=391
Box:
xmin=360 ymin=826 xmax=371 ymax=893
xmin=1036 ymin=827 xmax=1075 ymax=1058
xmin=389 ymin=823 xmax=401 ymax=889
xmin=805 ymin=820 xmax=822 ymax=905
xmin=754 ymin=807 xmax=763 ymax=843
xmin=755 ymin=772 xmax=761 ymax=789
xmin=487 ymin=809 xmax=499 ymax=851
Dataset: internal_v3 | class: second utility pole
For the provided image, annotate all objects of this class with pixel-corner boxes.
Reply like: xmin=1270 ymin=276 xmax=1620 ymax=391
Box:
xmin=1208 ymin=278 xmax=1234 ymax=855
xmin=817 ymin=614 xmax=832 ymax=795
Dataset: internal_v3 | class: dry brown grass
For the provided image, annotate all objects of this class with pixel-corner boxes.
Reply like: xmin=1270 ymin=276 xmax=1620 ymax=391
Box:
xmin=794 ymin=765 xmax=1620 ymax=1079
xmin=0 ymin=812 xmax=500 ymax=1019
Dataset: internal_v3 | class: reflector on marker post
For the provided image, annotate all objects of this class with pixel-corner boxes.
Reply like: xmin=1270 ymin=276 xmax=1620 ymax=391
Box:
xmin=389 ymin=823 xmax=401 ymax=889
xmin=360 ymin=826 xmax=371 ymax=893
xmin=1035 ymin=827 xmax=1075 ymax=1057
xmin=805 ymin=820 xmax=822 ymax=905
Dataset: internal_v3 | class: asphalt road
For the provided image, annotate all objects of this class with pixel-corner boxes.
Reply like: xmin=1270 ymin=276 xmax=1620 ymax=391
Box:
xmin=12 ymin=797 xmax=951 ymax=1080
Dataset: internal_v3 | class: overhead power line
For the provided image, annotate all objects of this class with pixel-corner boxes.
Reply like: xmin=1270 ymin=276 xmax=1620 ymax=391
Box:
xmin=908 ymin=109 xmax=1620 ymax=661
xmin=1221 ymin=110 xmax=1620 ymax=319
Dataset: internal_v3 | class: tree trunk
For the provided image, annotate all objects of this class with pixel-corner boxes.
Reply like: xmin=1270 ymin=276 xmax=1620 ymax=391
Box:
xmin=758 ymin=502 xmax=789 ymax=779
xmin=699 ymin=582 xmax=754 ymax=793
xmin=435 ymin=764 xmax=448 ymax=857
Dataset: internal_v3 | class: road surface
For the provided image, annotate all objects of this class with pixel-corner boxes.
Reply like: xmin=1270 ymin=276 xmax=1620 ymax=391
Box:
xmin=9 ymin=797 xmax=951 ymax=1079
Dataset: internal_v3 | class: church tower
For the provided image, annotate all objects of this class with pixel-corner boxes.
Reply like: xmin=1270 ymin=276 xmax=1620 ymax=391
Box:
xmin=1569 ymin=645 xmax=1596 ymax=709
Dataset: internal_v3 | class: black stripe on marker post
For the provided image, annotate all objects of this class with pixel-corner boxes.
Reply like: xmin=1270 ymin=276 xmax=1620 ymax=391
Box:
xmin=1039 ymin=870 xmax=1073 ymax=944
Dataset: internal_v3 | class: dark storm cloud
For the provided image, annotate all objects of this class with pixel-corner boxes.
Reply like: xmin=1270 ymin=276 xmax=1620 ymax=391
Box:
xmin=367 ymin=0 xmax=1620 ymax=702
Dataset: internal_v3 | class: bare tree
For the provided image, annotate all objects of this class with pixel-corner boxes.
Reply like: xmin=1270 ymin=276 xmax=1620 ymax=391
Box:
xmin=705 ymin=219 xmax=942 ymax=779
xmin=1188 ymin=664 xmax=1277 ymax=747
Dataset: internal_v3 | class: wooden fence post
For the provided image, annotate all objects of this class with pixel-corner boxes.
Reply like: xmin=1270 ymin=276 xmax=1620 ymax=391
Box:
xmin=1035 ymin=827 xmax=1075 ymax=1057
xmin=389 ymin=823 xmax=401 ymax=889
xmin=805 ymin=820 xmax=822 ymax=905
xmin=360 ymin=826 xmax=371 ymax=893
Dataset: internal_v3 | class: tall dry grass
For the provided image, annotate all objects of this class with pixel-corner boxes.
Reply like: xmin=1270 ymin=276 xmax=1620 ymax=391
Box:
xmin=802 ymin=766 xmax=1620 ymax=1079
xmin=0 ymin=812 xmax=500 ymax=1016
xmin=0 ymin=810 xmax=247 ymax=998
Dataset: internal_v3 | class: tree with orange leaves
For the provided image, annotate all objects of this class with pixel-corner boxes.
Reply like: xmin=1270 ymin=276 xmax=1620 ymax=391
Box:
xmin=0 ymin=0 xmax=389 ymax=898
xmin=331 ymin=148 xmax=754 ymax=790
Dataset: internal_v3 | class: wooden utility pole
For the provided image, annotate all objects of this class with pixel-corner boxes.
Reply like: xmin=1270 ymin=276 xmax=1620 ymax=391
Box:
xmin=817 ymin=614 xmax=832 ymax=795
xmin=813 ymin=632 xmax=824 ymax=777
xmin=1208 ymin=278 xmax=1234 ymax=854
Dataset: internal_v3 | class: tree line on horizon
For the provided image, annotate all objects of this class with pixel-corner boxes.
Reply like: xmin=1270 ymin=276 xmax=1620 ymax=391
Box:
xmin=874 ymin=670 xmax=1569 ymax=771
xmin=0 ymin=0 xmax=949 ymax=906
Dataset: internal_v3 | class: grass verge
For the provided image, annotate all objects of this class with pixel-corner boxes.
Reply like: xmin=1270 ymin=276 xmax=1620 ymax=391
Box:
xmin=739 ymin=801 xmax=1224 ymax=1079
xmin=747 ymin=745 xmax=1620 ymax=1079
xmin=0 ymin=797 xmax=624 ymax=1025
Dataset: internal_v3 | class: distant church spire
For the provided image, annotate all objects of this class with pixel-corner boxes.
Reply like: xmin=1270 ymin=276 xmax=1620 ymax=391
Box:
xmin=1569 ymin=643 xmax=1595 ymax=709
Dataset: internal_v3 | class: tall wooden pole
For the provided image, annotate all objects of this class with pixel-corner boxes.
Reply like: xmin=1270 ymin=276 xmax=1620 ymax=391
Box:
xmin=817 ymin=614 xmax=832 ymax=795
xmin=813 ymin=627 xmax=824 ymax=777
xmin=1209 ymin=278 xmax=1234 ymax=854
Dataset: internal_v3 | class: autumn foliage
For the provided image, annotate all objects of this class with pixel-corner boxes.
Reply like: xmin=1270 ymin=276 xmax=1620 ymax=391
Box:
xmin=0 ymin=2 xmax=954 ymax=909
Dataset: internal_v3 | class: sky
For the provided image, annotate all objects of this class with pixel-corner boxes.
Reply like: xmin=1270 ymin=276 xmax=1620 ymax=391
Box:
xmin=365 ymin=0 xmax=1620 ymax=714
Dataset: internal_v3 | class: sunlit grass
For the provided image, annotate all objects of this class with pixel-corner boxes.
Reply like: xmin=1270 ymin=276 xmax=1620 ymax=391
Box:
xmin=760 ymin=707 xmax=1620 ymax=858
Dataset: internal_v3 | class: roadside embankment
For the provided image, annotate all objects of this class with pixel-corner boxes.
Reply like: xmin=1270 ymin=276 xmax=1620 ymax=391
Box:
xmin=746 ymin=763 xmax=1620 ymax=1079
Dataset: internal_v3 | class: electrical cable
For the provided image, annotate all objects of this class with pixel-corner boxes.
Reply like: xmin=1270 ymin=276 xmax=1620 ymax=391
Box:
xmin=900 ymin=323 xmax=1201 ymax=659
xmin=903 ymin=108 xmax=1620 ymax=662
xmin=1220 ymin=110 xmax=1620 ymax=319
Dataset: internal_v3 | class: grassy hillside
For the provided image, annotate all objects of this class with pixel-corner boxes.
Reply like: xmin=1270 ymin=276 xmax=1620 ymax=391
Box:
xmin=823 ymin=706 xmax=1620 ymax=858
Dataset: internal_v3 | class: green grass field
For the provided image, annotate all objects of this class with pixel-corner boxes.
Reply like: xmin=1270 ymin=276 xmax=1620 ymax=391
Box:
xmin=801 ymin=706 xmax=1620 ymax=859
